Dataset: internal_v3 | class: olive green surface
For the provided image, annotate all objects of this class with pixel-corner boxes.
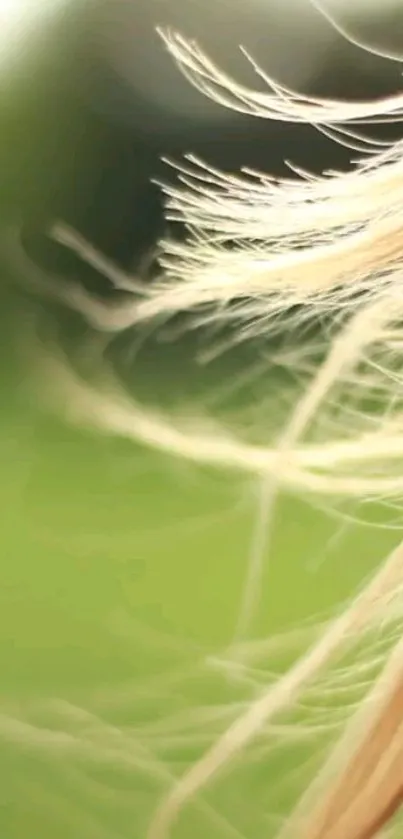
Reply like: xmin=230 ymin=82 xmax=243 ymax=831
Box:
xmin=0 ymin=22 xmax=399 ymax=837
xmin=0 ymin=286 xmax=396 ymax=839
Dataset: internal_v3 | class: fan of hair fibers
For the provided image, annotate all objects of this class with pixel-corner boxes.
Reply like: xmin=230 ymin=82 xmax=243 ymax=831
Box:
xmin=7 ymin=12 xmax=403 ymax=839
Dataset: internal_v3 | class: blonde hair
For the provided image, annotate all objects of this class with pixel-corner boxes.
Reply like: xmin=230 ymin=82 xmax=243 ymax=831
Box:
xmin=5 ymin=21 xmax=403 ymax=839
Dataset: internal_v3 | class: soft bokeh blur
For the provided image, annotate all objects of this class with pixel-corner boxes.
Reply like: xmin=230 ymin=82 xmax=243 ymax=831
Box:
xmin=314 ymin=0 xmax=403 ymax=59
xmin=90 ymin=0 xmax=403 ymax=129
xmin=0 ymin=2 xmax=402 ymax=838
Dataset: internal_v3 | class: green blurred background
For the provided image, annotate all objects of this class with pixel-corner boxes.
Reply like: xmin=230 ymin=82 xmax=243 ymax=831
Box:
xmin=0 ymin=3 xmax=402 ymax=837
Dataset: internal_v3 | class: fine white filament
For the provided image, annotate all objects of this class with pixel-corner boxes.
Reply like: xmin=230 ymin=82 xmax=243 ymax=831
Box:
xmin=6 ymin=15 xmax=403 ymax=839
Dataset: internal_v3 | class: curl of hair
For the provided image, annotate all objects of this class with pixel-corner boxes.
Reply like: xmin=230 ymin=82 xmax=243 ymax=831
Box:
xmin=6 ymin=25 xmax=403 ymax=839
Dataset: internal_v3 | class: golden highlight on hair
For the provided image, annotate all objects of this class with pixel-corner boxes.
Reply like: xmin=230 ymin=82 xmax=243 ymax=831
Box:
xmin=5 ymin=19 xmax=403 ymax=839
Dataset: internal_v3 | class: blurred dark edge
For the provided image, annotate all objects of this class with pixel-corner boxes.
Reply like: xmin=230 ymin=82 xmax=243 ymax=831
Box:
xmin=0 ymin=1 xmax=402 ymax=275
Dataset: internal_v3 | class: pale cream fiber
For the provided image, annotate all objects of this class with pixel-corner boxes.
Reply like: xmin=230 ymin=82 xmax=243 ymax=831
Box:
xmin=6 ymin=17 xmax=403 ymax=839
